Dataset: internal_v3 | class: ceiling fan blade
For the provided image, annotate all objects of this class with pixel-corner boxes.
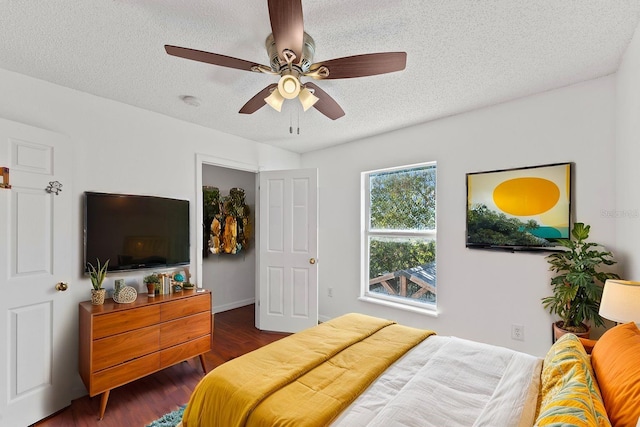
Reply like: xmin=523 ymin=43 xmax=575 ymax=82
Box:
xmin=165 ymin=45 xmax=263 ymax=72
xmin=304 ymin=82 xmax=345 ymax=120
xmin=308 ymin=52 xmax=407 ymax=79
xmin=268 ymin=0 xmax=304 ymax=63
xmin=239 ymin=84 xmax=278 ymax=114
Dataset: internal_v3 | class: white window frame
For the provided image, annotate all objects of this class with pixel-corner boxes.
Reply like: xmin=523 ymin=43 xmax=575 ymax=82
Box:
xmin=359 ymin=162 xmax=437 ymax=316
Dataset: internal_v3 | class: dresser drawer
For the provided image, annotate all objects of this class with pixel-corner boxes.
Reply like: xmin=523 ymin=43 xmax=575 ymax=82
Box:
xmin=93 ymin=305 xmax=161 ymax=339
xmin=160 ymin=311 xmax=211 ymax=349
xmin=161 ymin=293 xmax=210 ymax=322
xmin=160 ymin=335 xmax=211 ymax=369
xmin=93 ymin=326 xmax=160 ymax=372
xmin=91 ymin=352 xmax=160 ymax=396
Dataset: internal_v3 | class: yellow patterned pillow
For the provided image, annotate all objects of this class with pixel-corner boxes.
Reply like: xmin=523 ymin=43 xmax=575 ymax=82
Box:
xmin=535 ymin=333 xmax=610 ymax=427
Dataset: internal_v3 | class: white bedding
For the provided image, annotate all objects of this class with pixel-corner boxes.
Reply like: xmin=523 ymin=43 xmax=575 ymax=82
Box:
xmin=332 ymin=335 xmax=542 ymax=427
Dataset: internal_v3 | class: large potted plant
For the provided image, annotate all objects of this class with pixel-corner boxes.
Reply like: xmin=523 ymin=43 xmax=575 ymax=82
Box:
xmin=88 ymin=259 xmax=109 ymax=305
xmin=542 ymin=222 xmax=619 ymax=340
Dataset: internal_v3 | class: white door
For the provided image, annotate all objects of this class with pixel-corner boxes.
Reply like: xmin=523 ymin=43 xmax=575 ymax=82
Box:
xmin=0 ymin=118 xmax=74 ymax=426
xmin=258 ymin=168 xmax=318 ymax=333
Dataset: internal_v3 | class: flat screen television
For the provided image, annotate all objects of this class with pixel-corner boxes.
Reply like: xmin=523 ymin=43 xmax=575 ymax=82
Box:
xmin=466 ymin=162 xmax=572 ymax=251
xmin=84 ymin=192 xmax=190 ymax=272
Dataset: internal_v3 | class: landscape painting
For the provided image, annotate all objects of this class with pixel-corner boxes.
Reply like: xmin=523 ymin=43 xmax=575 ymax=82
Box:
xmin=466 ymin=163 xmax=572 ymax=249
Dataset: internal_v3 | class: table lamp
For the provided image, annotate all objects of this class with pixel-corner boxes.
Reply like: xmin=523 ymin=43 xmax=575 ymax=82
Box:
xmin=599 ymin=279 xmax=640 ymax=323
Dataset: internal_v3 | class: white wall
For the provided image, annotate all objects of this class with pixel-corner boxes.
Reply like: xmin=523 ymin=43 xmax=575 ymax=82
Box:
xmin=616 ymin=22 xmax=640 ymax=280
xmin=0 ymin=68 xmax=300 ymax=397
xmin=302 ymin=76 xmax=618 ymax=357
xmin=202 ymin=165 xmax=256 ymax=312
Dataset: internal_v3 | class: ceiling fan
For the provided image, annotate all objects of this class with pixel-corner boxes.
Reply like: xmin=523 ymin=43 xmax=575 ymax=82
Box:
xmin=165 ymin=0 xmax=407 ymax=120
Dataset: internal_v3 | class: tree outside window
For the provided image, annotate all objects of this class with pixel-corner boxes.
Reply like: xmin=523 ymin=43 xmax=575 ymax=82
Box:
xmin=363 ymin=163 xmax=437 ymax=309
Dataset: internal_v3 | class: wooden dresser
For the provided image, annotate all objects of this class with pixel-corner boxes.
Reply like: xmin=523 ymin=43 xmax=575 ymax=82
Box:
xmin=79 ymin=289 xmax=212 ymax=419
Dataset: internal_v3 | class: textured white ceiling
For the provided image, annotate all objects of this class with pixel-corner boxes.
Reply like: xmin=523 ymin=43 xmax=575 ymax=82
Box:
xmin=1 ymin=1 xmax=640 ymax=153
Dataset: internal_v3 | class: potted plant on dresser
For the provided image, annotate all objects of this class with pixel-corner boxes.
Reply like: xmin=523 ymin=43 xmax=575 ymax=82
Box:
xmin=542 ymin=222 xmax=619 ymax=341
xmin=143 ymin=273 xmax=161 ymax=297
xmin=88 ymin=259 xmax=109 ymax=305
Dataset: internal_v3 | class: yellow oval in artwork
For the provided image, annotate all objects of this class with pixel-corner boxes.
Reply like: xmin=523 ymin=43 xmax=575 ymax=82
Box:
xmin=493 ymin=177 xmax=560 ymax=216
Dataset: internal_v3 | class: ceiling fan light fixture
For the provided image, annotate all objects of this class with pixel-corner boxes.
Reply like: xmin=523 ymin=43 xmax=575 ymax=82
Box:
xmin=277 ymin=74 xmax=300 ymax=99
xmin=298 ymin=87 xmax=319 ymax=111
xmin=264 ymin=89 xmax=285 ymax=112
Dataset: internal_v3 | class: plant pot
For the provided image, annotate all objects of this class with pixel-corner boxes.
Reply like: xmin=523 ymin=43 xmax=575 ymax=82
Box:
xmin=146 ymin=283 xmax=156 ymax=297
xmin=553 ymin=321 xmax=591 ymax=342
xmin=91 ymin=288 xmax=106 ymax=305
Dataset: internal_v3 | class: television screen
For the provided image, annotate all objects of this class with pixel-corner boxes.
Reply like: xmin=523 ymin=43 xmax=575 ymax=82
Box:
xmin=84 ymin=192 xmax=190 ymax=272
xmin=466 ymin=162 xmax=572 ymax=250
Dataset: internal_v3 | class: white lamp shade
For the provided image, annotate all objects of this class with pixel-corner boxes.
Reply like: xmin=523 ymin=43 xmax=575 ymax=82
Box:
xmin=298 ymin=87 xmax=319 ymax=111
xmin=264 ymin=89 xmax=285 ymax=112
xmin=599 ymin=279 xmax=640 ymax=323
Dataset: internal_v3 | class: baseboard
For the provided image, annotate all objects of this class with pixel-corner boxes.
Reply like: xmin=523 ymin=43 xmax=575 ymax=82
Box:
xmin=318 ymin=314 xmax=332 ymax=323
xmin=213 ymin=298 xmax=255 ymax=314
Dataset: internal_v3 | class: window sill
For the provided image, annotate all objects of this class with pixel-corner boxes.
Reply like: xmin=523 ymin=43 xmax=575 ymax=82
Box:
xmin=358 ymin=296 xmax=439 ymax=318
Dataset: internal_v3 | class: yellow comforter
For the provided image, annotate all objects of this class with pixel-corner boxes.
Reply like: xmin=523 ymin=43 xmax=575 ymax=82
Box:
xmin=181 ymin=313 xmax=434 ymax=427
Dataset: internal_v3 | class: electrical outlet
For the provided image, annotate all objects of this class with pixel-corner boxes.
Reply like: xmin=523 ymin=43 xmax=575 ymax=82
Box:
xmin=328 ymin=287 xmax=333 ymax=297
xmin=511 ymin=324 xmax=524 ymax=341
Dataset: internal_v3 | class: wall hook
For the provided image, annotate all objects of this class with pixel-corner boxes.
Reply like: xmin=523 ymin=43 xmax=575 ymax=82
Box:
xmin=45 ymin=181 xmax=63 ymax=195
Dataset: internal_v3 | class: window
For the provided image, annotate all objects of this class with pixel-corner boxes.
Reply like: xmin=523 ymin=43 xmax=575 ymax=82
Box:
xmin=362 ymin=162 xmax=437 ymax=312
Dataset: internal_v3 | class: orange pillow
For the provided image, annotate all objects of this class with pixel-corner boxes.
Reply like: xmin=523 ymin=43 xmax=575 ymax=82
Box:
xmin=591 ymin=322 xmax=640 ymax=427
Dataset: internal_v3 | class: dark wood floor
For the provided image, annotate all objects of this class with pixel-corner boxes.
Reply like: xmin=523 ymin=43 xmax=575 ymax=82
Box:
xmin=34 ymin=304 xmax=289 ymax=427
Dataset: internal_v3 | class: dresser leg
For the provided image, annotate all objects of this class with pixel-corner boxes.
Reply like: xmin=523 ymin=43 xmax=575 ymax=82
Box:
xmin=98 ymin=390 xmax=110 ymax=420
xmin=198 ymin=354 xmax=207 ymax=374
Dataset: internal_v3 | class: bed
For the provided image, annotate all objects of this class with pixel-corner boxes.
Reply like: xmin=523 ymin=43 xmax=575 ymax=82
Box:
xmin=179 ymin=313 xmax=640 ymax=427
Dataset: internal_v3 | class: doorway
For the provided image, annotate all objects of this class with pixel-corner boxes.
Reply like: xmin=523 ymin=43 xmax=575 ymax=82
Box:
xmin=195 ymin=154 xmax=319 ymax=333
xmin=201 ymin=163 xmax=257 ymax=313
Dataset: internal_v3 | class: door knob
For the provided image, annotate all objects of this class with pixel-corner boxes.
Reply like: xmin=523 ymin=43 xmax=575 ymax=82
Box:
xmin=309 ymin=258 xmax=316 ymax=264
xmin=55 ymin=282 xmax=68 ymax=292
